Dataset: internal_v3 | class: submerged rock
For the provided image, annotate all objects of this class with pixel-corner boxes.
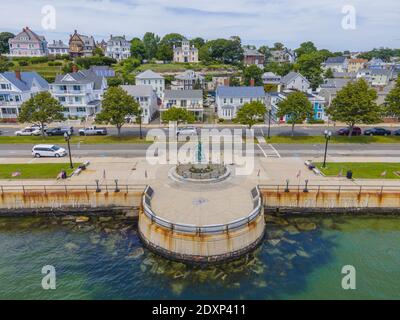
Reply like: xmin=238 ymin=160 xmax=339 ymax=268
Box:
xmin=296 ymin=222 xmax=317 ymax=232
xmin=90 ymin=234 xmax=101 ymax=245
xmin=75 ymin=216 xmax=90 ymax=223
xmin=126 ymin=247 xmax=144 ymax=260
xmin=296 ymin=249 xmax=310 ymax=258
xmin=99 ymin=216 xmax=113 ymax=222
xmin=268 ymin=239 xmax=281 ymax=246
xmin=65 ymin=242 xmax=79 ymax=251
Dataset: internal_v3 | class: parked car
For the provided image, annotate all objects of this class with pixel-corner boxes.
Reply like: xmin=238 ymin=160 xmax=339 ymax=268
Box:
xmin=394 ymin=129 xmax=400 ymax=136
xmin=31 ymin=124 xmax=48 ymax=132
xmin=336 ymin=127 xmax=362 ymax=136
xmin=46 ymin=127 xmax=74 ymax=136
xmin=0 ymin=130 xmax=2 ymax=135
xmin=363 ymin=127 xmax=391 ymax=136
xmin=177 ymin=127 xmax=197 ymax=136
xmin=15 ymin=127 xmax=41 ymax=136
xmin=79 ymin=126 xmax=107 ymax=136
xmin=32 ymin=144 xmax=67 ymax=158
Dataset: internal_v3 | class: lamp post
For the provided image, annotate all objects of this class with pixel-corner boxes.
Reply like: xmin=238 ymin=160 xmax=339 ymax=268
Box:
xmin=267 ymin=109 xmax=272 ymax=140
xmin=64 ymin=131 xmax=73 ymax=169
xmin=323 ymin=130 xmax=332 ymax=168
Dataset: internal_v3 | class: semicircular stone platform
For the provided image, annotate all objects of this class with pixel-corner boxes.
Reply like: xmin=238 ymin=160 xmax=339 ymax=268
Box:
xmin=138 ymin=164 xmax=265 ymax=264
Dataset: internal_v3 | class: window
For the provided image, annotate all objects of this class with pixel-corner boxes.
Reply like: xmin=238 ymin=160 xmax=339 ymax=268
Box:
xmin=77 ymin=107 xmax=86 ymax=112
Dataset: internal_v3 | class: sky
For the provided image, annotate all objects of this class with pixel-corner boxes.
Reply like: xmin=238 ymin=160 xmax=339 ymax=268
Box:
xmin=1 ymin=0 xmax=399 ymax=51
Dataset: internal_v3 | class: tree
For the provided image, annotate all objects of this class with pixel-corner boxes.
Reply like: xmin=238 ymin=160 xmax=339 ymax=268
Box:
xmin=199 ymin=38 xmax=243 ymax=65
xmin=259 ymin=45 xmax=272 ymax=62
xmin=234 ymin=101 xmax=267 ymax=128
xmin=327 ymin=79 xmax=381 ymax=137
xmin=143 ymin=32 xmax=160 ymax=60
xmin=277 ymin=91 xmax=314 ymax=136
xmin=324 ymin=68 xmax=334 ymax=79
xmin=273 ymin=42 xmax=285 ymax=51
xmin=18 ymin=92 xmax=64 ymax=136
xmin=384 ymin=77 xmax=400 ymax=119
xmin=161 ymin=107 xmax=195 ymax=124
xmin=130 ymin=38 xmax=146 ymax=61
xmin=92 ymin=46 xmax=104 ymax=56
xmin=0 ymin=55 xmax=12 ymax=73
xmin=95 ymin=86 xmax=140 ymax=136
xmin=264 ymin=61 xmax=294 ymax=76
xmin=243 ymin=65 xmax=263 ymax=86
xmin=230 ymin=77 xmax=241 ymax=86
xmin=190 ymin=37 xmax=205 ymax=49
xmin=0 ymin=32 xmax=14 ymax=54
xmin=295 ymin=51 xmax=325 ymax=90
xmin=155 ymin=33 xmax=185 ymax=61
xmin=295 ymin=41 xmax=317 ymax=58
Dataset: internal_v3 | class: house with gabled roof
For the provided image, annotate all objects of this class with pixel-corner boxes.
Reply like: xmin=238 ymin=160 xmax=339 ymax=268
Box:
xmin=280 ymin=72 xmax=310 ymax=92
xmin=0 ymin=71 xmax=49 ymax=119
xmin=135 ymin=70 xmax=165 ymax=98
xmin=216 ymin=86 xmax=266 ymax=120
xmin=121 ymin=85 xmax=158 ymax=124
xmin=243 ymin=48 xmax=265 ymax=68
xmin=50 ymin=66 xmax=107 ymax=118
xmin=162 ymin=89 xmax=203 ymax=121
xmin=105 ymin=35 xmax=131 ymax=61
xmin=68 ymin=30 xmax=96 ymax=58
xmin=323 ymin=56 xmax=348 ymax=73
xmin=8 ymin=27 xmax=48 ymax=57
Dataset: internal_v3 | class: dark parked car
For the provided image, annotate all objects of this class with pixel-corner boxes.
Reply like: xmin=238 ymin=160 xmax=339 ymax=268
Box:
xmin=336 ymin=127 xmax=362 ymax=136
xmin=46 ymin=127 xmax=74 ymax=136
xmin=364 ymin=127 xmax=391 ymax=136
xmin=394 ymin=129 xmax=400 ymax=136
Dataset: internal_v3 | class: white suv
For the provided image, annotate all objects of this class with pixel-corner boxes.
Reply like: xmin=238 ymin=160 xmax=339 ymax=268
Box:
xmin=15 ymin=127 xmax=41 ymax=136
xmin=32 ymin=144 xmax=67 ymax=158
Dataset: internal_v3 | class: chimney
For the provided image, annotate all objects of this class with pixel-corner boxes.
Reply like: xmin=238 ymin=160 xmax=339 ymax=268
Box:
xmin=72 ymin=64 xmax=79 ymax=73
xmin=250 ymin=78 xmax=255 ymax=87
xmin=15 ymin=70 xmax=21 ymax=81
xmin=224 ymin=78 xmax=230 ymax=86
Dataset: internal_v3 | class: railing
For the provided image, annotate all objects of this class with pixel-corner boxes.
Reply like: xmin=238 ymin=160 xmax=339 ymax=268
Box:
xmin=142 ymin=185 xmax=263 ymax=235
xmin=0 ymin=183 xmax=147 ymax=195
xmin=259 ymin=184 xmax=400 ymax=194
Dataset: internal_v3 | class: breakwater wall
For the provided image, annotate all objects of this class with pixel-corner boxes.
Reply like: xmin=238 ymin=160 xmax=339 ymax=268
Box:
xmin=0 ymin=184 xmax=144 ymax=216
xmin=260 ymin=184 xmax=400 ymax=215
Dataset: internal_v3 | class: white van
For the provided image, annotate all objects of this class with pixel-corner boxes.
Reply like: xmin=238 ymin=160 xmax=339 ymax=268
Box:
xmin=32 ymin=144 xmax=67 ymax=158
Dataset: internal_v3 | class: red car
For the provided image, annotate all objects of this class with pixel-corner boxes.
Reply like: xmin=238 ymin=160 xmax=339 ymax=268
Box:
xmin=336 ymin=127 xmax=362 ymax=136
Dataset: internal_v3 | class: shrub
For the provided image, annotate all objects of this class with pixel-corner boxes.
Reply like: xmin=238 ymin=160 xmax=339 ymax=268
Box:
xmin=18 ymin=60 xmax=29 ymax=66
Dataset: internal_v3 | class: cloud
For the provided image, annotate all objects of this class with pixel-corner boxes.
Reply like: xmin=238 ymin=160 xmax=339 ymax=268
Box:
xmin=0 ymin=0 xmax=399 ymax=51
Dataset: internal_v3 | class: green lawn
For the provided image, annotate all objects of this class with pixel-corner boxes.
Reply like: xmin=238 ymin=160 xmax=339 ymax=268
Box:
xmin=11 ymin=61 xmax=66 ymax=82
xmin=0 ymin=163 xmax=81 ymax=179
xmin=0 ymin=136 xmax=154 ymax=144
xmin=265 ymin=136 xmax=400 ymax=144
xmin=316 ymin=162 xmax=400 ymax=179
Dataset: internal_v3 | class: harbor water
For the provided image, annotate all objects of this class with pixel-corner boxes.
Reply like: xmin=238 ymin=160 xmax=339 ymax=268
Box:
xmin=0 ymin=214 xmax=399 ymax=299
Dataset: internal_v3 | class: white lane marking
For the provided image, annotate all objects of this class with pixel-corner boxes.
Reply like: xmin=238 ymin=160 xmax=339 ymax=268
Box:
xmin=268 ymin=143 xmax=281 ymax=158
xmin=257 ymin=143 xmax=268 ymax=158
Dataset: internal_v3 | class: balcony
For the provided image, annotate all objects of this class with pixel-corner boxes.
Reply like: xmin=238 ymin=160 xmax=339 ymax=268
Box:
xmin=52 ymin=89 xmax=86 ymax=95
xmin=0 ymin=100 xmax=22 ymax=107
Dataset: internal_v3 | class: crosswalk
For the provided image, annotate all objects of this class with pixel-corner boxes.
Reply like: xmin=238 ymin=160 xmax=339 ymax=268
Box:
xmin=256 ymin=136 xmax=281 ymax=158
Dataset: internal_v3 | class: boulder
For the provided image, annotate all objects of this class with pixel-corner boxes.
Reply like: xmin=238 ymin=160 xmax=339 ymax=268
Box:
xmin=296 ymin=222 xmax=317 ymax=232
xmin=75 ymin=216 xmax=89 ymax=223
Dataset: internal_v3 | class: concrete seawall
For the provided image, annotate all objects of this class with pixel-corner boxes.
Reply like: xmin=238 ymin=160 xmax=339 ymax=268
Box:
xmin=0 ymin=185 xmax=143 ymax=216
xmin=261 ymin=185 xmax=400 ymax=215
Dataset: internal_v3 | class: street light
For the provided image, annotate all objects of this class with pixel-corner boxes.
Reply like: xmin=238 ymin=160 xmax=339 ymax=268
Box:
xmin=267 ymin=109 xmax=272 ymax=140
xmin=323 ymin=130 xmax=332 ymax=168
xmin=64 ymin=131 xmax=73 ymax=169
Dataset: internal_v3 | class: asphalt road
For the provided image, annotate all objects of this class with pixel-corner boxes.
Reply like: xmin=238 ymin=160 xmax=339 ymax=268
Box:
xmin=2 ymin=124 xmax=400 ymax=137
xmin=0 ymin=143 xmax=399 ymax=158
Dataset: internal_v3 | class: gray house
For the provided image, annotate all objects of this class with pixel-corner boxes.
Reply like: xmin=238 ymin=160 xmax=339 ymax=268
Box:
xmin=216 ymin=86 xmax=266 ymax=120
xmin=162 ymin=89 xmax=204 ymax=120
xmin=280 ymin=72 xmax=310 ymax=92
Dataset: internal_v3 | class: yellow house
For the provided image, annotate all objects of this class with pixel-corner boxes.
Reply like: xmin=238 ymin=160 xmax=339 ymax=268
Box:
xmin=347 ymin=59 xmax=368 ymax=73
